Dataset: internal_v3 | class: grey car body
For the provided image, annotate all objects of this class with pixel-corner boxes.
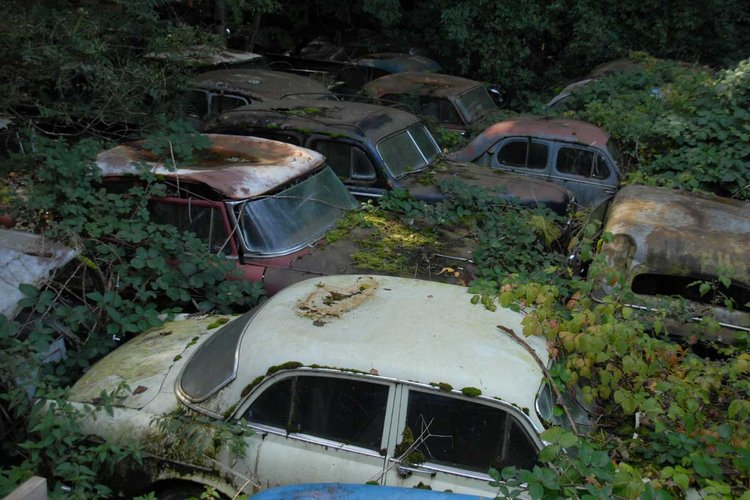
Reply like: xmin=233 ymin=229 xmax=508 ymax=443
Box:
xmin=186 ymin=69 xmax=336 ymax=125
xmin=589 ymin=185 xmax=750 ymax=344
xmin=449 ymin=116 xmax=620 ymax=208
xmin=204 ymin=100 xmax=572 ymax=214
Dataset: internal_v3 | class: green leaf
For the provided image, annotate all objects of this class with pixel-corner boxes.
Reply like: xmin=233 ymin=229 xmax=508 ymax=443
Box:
xmin=538 ymin=444 xmax=561 ymax=462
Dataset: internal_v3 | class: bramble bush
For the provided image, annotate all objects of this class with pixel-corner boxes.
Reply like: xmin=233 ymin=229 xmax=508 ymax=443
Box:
xmin=0 ymin=128 xmax=264 ymax=496
xmin=556 ymin=55 xmax=750 ymax=200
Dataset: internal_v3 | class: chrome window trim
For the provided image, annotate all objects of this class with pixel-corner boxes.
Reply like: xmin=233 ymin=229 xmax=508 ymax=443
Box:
xmin=247 ymin=422 xmax=388 ymax=460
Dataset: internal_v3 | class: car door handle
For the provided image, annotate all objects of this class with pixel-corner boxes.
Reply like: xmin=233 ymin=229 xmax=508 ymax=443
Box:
xmin=396 ymin=464 xmax=436 ymax=478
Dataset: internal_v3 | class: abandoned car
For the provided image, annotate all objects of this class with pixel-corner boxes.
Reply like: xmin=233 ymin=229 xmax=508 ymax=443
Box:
xmin=204 ymin=100 xmax=573 ymax=213
xmin=95 ymin=134 xmax=360 ymax=294
xmin=588 ymin=185 xmax=750 ymax=344
xmin=67 ymin=275 xmax=592 ymax=497
xmin=95 ymin=134 xmax=484 ymax=292
xmin=449 ymin=116 xmax=621 ymax=207
xmin=361 ymin=72 xmax=498 ymax=133
xmin=334 ymin=52 xmax=444 ymax=95
xmin=186 ymin=68 xmax=336 ymax=125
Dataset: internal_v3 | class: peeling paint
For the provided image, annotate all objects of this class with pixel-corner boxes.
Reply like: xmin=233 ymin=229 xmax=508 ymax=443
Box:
xmin=95 ymin=134 xmax=325 ymax=200
xmin=296 ymin=276 xmax=378 ymax=324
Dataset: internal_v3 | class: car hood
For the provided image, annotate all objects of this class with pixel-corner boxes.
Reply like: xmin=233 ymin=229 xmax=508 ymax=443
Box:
xmin=401 ymin=160 xmax=571 ymax=213
xmin=68 ymin=315 xmax=231 ymax=410
xmin=262 ymin=222 xmax=478 ymax=291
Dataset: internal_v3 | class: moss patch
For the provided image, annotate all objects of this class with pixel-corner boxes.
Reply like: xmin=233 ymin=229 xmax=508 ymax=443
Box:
xmin=240 ymin=375 xmax=265 ymax=398
xmin=430 ymin=382 xmax=453 ymax=392
xmin=461 ymin=386 xmax=482 ymax=397
xmin=207 ymin=317 xmax=230 ymax=329
xmin=327 ymin=208 xmax=441 ymax=275
xmin=266 ymin=361 xmax=303 ymax=376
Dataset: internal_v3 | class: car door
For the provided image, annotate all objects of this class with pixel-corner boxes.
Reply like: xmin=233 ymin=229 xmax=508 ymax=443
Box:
xmin=550 ymin=144 xmax=618 ymax=207
xmin=384 ymin=384 xmax=542 ymax=496
xmin=148 ymin=198 xmax=236 ymax=257
xmin=308 ymin=138 xmax=389 ymax=200
xmin=490 ymin=137 xmax=552 ymax=182
xmin=233 ymin=372 xmax=396 ymax=490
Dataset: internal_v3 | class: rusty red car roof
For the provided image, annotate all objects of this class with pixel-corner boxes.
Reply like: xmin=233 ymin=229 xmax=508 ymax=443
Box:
xmin=362 ymin=72 xmax=483 ymax=99
xmin=95 ymin=134 xmax=326 ymax=199
xmin=451 ymin=116 xmax=611 ymax=161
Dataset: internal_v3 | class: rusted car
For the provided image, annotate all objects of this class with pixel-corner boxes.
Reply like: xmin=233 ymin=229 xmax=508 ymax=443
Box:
xmin=334 ymin=53 xmax=443 ymax=97
xmin=546 ymin=58 xmax=646 ymax=109
xmin=67 ymin=275 xmax=592 ymax=497
xmin=589 ymin=185 xmax=750 ymax=344
xmin=361 ymin=72 xmax=498 ymax=134
xmin=204 ymin=100 xmax=573 ymax=214
xmin=449 ymin=116 xmax=620 ymax=207
xmin=95 ymin=134 xmax=481 ymax=292
xmin=95 ymin=134 xmax=359 ymax=294
xmin=145 ymin=45 xmax=266 ymax=71
xmin=185 ymin=69 xmax=336 ymax=125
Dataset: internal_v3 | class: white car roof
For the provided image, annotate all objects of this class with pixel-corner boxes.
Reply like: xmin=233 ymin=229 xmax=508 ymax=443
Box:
xmin=184 ymin=275 xmax=550 ymax=426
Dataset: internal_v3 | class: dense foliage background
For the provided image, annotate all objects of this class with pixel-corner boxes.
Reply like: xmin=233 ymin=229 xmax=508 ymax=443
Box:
xmin=0 ymin=0 xmax=748 ymax=498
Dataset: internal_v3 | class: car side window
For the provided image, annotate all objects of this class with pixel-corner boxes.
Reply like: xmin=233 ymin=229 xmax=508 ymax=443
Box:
xmin=312 ymin=140 xmax=377 ymax=183
xmin=592 ymin=152 xmax=611 ymax=180
xmin=496 ymin=140 xmax=548 ymax=170
xmin=245 ymin=375 xmax=389 ymax=451
xmin=149 ymin=201 xmax=231 ymax=255
xmin=182 ymin=90 xmax=209 ymax=118
xmin=209 ymin=94 xmax=249 ymax=116
xmin=419 ymin=97 xmax=461 ymax=125
xmin=557 ymin=147 xmax=611 ymax=179
xmin=402 ymin=390 xmax=538 ymax=472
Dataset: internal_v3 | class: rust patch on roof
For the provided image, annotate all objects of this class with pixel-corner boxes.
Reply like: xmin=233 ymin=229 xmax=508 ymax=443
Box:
xmin=95 ymin=134 xmax=325 ymax=199
xmin=296 ymin=276 xmax=378 ymax=324
xmin=451 ymin=116 xmax=610 ymax=162
xmin=363 ymin=72 xmax=481 ymax=99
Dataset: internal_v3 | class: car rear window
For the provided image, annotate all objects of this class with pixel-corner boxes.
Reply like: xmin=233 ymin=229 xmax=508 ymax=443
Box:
xmin=456 ymin=86 xmax=496 ymax=123
xmin=178 ymin=309 xmax=259 ymax=403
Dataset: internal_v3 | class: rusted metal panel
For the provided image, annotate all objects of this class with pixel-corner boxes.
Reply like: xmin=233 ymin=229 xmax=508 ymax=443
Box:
xmin=362 ymin=72 xmax=481 ymax=100
xmin=406 ymin=160 xmax=571 ymax=213
xmin=451 ymin=116 xmax=611 ymax=162
xmin=595 ymin=185 xmax=750 ymax=339
xmin=0 ymin=229 xmax=78 ymax=318
xmin=95 ymin=134 xmax=325 ymax=199
xmin=192 ymin=69 xmax=333 ymax=101
xmin=602 ymin=185 xmax=750 ymax=283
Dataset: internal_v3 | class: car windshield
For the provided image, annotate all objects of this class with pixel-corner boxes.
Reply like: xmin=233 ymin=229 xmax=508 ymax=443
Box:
xmin=456 ymin=86 xmax=496 ymax=123
xmin=377 ymin=124 xmax=441 ymax=178
xmin=234 ymin=166 xmax=358 ymax=256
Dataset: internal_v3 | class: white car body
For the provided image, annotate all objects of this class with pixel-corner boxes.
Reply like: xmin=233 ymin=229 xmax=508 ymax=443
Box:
xmin=69 ymin=275 xmax=565 ymax=497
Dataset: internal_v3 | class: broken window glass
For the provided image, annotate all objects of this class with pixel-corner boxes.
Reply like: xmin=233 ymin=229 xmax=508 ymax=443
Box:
xmin=404 ymin=390 xmax=537 ymax=471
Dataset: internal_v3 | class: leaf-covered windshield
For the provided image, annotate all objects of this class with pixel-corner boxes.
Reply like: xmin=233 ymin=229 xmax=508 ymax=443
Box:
xmin=377 ymin=124 xmax=441 ymax=178
xmin=235 ymin=166 xmax=358 ymax=256
xmin=456 ymin=86 xmax=496 ymax=123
